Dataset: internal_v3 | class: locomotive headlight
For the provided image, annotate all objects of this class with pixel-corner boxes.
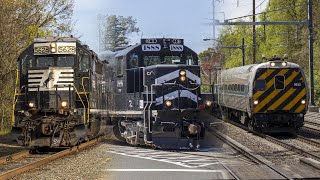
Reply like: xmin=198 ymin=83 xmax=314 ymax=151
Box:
xmin=281 ymin=62 xmax=287 ymax=66
xmin=179 ymin=70 xmax=186 ymax=76
xmin=61 ymin=101 xmax=68 ymax=108
xmin=50 ymin=43 xmax=57 ymax=53
xmin=270 ymin=62 xmax=276 ymax=67
xmin=180 ymin=76 xmax=186 ymax=81
xmin=50 ymin=43 xmax=56 ymax=48
xmin=301 ymin=100 xmax=306 ymax=104
xmin=28 ymin=102 xmax=35 ymax=108
xmin=205 ymin=100 xmax=212 ymax=107
xmin=254 ymin=100 xmax=259 ymax=105
xmin=165 ymin=100 xmax=172 ymax=107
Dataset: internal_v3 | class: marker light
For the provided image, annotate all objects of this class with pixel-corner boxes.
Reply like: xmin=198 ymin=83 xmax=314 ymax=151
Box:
xmin=61 ymin=101 xmax=68 ymax=107
xmin=301 ymin=100 xmax=306 ymax=104
xmin=165 ymin=100 xmax=172 ymax=107
xmin=28 ymin=102 xmax=34 ymax=108
xmin=254 ymin=100 xmax=259 ymax=105
xmin=205 ymin=101 xmax=212 ymax=107
xmin=270 ymin=62 xmax=276 ymax=67
xmin=281 ymin=62 xmax=287 ymax=66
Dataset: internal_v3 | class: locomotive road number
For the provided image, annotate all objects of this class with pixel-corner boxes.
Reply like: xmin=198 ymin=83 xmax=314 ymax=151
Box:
xmin=294 ymin=83 xmax=301 ymax=87
xmin=58 ymin=46 xmax=76 ymax=53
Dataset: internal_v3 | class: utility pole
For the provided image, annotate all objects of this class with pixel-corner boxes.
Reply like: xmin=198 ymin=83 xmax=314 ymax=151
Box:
xmin=242 ymin=38 xmax=245 ymax=66
xmin=308 ymin=0 xmax=318 ymax=112
xmin=212 ymin=0 xmax=216 ymax=42
xmin=252 ymin=0 xmax=256 ymax=64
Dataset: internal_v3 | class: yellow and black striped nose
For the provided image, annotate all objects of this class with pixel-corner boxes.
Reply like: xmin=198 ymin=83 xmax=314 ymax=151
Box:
xmin=253 ymin=68 xmax=307 ymax=113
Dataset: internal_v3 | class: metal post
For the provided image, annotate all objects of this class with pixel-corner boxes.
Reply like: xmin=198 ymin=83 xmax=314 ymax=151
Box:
xmin=212 ymin=0 xmax=215 ymax=41
xmin=308 ymin=0 xmax=318 ymax=112
xmin=209 ymin=68 xmax=212 ymax=93
xmin=252 ymin=0 xmax=256 ymax=64
xmin=242 ymin=38 xmax=245 ymax=66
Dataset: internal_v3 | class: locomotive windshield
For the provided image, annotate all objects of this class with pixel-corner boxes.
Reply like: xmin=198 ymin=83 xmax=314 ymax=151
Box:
xmin=35 ymin=55 xmax=75 ymax=67
xmin=142 ymin=54 xmax=195 ymax=66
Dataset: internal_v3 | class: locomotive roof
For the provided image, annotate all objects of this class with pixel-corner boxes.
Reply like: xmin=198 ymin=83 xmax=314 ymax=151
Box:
xmin=34 ymin=37 xmax=81 ymax=43
xmin=115 ymin=45 xmax=139 ymax=57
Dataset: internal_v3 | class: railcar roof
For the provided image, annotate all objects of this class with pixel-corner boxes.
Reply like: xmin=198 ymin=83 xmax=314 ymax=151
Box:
xmin=223 ymin=61 xmax=301 ymax=74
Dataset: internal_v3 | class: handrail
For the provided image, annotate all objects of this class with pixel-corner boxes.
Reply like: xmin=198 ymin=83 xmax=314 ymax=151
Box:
xmin=81 ymin=77 xmax=90 ymax=122
xmin=11 ymin=69 xmax=19 ymax=126
xmin=72 ymin=84 xmax=87 ymax=124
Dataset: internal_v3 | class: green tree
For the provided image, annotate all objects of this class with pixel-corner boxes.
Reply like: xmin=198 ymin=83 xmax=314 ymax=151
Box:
xmin=100 ymin=15 xmax=140 ymax=51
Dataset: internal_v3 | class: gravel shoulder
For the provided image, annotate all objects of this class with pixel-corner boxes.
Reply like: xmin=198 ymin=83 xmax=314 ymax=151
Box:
xmin=0 ymin=133 xmax=28 ymax=157
xmin=13 ymin=143 xmax=112 ymax=180
xmin=211 ymin=120 xmax=302 ymax=165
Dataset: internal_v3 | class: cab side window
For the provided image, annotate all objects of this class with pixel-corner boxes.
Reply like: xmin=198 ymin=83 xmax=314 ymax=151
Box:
xmin=79 ymin=52 xmax=90 ymax=72
xmin=116 ymin=57 xmax=124 ymax=76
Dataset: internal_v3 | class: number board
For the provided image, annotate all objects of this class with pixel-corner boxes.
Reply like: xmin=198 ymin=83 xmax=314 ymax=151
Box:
xmin=34 ymin=42 xmax=77 ymax=55
xmin=58 ymin=46 xmax=76 ymax=54
xmin=34 ymin=46 xmax=50 ymax=54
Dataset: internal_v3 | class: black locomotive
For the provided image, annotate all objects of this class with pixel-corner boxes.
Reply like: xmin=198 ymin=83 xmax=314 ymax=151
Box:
xmin=12 ymin=37 xmax=108 ymax=147
xmin=100 ymin=38 xmax=208 ymax=149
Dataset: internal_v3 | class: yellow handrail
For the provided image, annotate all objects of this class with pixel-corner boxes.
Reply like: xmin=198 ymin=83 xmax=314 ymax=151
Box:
xmin=72 ymin=84 xmax=87 ymax=124
xmin=81 ymin=77 xmax=90 ymax=122
xmin=11 ymin=69 xmax=19 ymax=126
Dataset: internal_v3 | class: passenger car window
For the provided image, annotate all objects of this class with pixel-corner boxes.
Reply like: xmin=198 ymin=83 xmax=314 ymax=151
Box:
xmin=275 ymin=75 xmax=285 ymax=90
xmin=254 ymin=80 xmax=266 ymax=91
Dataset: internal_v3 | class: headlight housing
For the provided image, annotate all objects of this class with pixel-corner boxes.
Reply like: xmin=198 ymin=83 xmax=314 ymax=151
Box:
xmin=28 ymin=102 xmax=35 ymax=108
xmin=205 ymin=100 xmax=212 ymax=107
xmin=165 ymin=100 xmax=172 ymax=107
xmin=254 ymin=100 xmax=259 ymax=105
xmin=61 ymin=101 xmax=68 ymax=108
xmin=270 ymin=62 xmax=276 ymax=67
xmin=301 ymin=100 xmax=306 ymax=104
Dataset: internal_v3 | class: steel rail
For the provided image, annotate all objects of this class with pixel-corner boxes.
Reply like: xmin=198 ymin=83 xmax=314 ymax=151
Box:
xmin=0 ymin=150 xmax=31 ymax=165
xmin=223 ymin=120 xmax=320 ymax=162
xmin=0 ymin=137 xmax=103 ymax=180
xmin=206 ymin=125 xmax=292 ymax=180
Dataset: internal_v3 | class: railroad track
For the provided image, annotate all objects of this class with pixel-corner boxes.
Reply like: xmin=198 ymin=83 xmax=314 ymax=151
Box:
xmin=214 ymin=119 xmax=320 ymax=162
xmin=206 ymin=126 xmax=292 ymax=180
xmin=304 ymin=121 xmax=320 ymax=133
xmin=0 ymin=138 xmax=102 ymax=180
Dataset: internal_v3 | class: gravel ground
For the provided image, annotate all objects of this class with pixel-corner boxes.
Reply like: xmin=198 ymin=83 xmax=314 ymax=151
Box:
xmin=305 ymin=112 xmax=320 ymax=124
xmin=0 ymin=133 xmax=28 ymax=157
xmin=13 ymin=143 xmax=112 ymax=180
xmin=276 ymin=137 xmax=320 ymax=155
xmin=299 ymin=128 xmax=320 ymax=143
xmin=212 ymin=121 xmax=302 ymax=165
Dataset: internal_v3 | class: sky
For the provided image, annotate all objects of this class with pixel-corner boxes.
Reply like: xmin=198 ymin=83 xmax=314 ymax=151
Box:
xmin=73 ymin=0 xmax=268 ymax=53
